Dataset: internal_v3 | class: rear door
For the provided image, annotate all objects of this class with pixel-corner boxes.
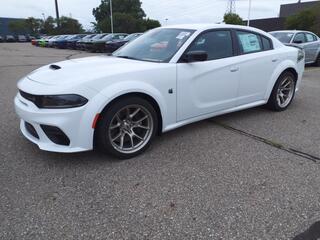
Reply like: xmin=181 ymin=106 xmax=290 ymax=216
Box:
xmin=304 ymin=33 xmax=319 ymax=63
xmin=234 ymin=30 xmax=279 ymax=105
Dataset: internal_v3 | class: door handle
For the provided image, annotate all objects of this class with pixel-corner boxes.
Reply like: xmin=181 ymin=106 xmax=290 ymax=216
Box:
xmin=272 ymin=58 xmax=278 ymax=62
xmin=230 ymin=67 xmax=239 ymax=72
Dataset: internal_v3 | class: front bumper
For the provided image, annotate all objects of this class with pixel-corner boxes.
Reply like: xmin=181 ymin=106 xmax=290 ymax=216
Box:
xmin=14 ymin=93 xmax=93 ymax=153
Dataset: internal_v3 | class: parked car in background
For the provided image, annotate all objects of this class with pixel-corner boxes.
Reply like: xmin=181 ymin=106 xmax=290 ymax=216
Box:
xmin=15 ymin=24 xmax=305 ymax=158
xmin=47 ymin=35 xmax=61 ymax=47
xmin=89 ymin=33 xmax=128 ymax=52
xmin=6 ymin=35 xmax=15 ymax=42
xmin=53 ymin=35 xmax=75 ymax=49
xmin=105 ymin=33 xmax=143 ymax=53
xmin=84 ymin=33 xmax=109 ymax=51
xmin=17 ymin=35 xmax=27 ymax=42
xmin=270 ymin=30 xmax=320 ymax=66
xmin=38 ymin=36 xmax=53 ymax=47
xmin=66 ymin=34 xmax=87 ymax=49
xmin=76 ymin=34 xmax=96 ymax=50
xmin=0 ymin=36 xmax=3 ymax=42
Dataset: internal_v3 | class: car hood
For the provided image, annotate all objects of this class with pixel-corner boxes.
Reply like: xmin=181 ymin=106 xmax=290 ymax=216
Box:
xmin=27 ymin=56 xmax=161 ymax=86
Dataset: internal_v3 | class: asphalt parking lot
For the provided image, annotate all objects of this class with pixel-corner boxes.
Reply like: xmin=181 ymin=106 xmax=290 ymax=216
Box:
xmin=1 ymin=43 xmax=320 ymax=240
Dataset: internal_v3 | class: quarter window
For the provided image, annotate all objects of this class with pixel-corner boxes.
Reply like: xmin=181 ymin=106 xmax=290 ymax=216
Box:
xmin=236 ymin=31 xmax=263 ymax=54
xmin=188 ymin=30 xmax=233 ymax=61
xmin=305 ymin=33 xmax=317 ymax=42
xmin=261 ymin=36 xmax=272 ymax=50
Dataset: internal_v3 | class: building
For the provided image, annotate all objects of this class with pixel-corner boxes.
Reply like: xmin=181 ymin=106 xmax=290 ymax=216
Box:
xmin=246 ymin=0 xmax=320 ymax=32
xmin=0 ymin=17 xmax=28 ymax=37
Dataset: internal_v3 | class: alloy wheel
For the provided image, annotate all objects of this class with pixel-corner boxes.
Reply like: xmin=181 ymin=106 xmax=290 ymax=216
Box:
xmin=108 ymin=105 xmax=153 ymax=154
xmin=276 ymin=76 xmax=295 ymax=108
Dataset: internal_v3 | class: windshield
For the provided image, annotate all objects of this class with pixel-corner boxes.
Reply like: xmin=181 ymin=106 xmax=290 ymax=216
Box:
xmin=113 ymin=28 xmax=195 ymax=62
xmin=270 ymin=32 xmax=294 ymax=43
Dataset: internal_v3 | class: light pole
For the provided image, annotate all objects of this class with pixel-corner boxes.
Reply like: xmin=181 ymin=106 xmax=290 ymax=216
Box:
xmin=42 ymin=13 xmax=46 ymax=22
xmin=247 ymin=0 xmax=252 ymax=26
xmin=110 ymin=0 xmax=114 ymax=34
xmin=54 ymin=0 xmax=60 ymax=27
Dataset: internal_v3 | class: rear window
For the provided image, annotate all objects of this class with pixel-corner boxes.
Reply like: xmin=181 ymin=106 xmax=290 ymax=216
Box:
xmin=270 ymin=32 xmax=294 ymax=44
xmin=236 ymin=31 xmax=263 ymax=54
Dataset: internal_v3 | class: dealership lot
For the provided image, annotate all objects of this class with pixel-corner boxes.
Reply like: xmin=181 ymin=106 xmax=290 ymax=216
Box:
xmin=1 ymin=43 xmax=320 ymax=239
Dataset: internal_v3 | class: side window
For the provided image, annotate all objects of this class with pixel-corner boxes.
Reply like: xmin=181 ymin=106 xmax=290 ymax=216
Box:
xmin=236 ymin=31 xmax=263 ymax=54
xmin=293 ymin=33 xmax=306 ymax=43
xmin=305 ymin=33 xmax=316 ymax=42
xmin=188 ymin=30 xmax=233 ymax=61
xmin=261 ymin=36 xmax=273 ymax=51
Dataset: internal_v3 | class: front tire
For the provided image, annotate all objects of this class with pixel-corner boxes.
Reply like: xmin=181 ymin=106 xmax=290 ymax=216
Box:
xmin=266 ymin=71 xmax=296 ymax=111
xmin=315 ymin=54 xmax=320 ymax=67
xmin=96 ymin=96 xmax=158 ymax=159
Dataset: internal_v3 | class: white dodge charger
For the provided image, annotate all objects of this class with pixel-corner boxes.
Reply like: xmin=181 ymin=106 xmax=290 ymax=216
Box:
xmin=15 ymin=24 xmax=305 ymax=158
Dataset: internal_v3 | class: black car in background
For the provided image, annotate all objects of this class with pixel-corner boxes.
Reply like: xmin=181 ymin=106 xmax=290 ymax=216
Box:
xmin=0 ymin=36 xmax=3 ymax=42
xmin=105 ymin=33 xmax=143 ymax=53
xmin=89 ymin=33 xmax=128 ymax=52
xmin=66 ymin=34 xmax=87 ymax=49
xmin=84 ymin=33 xmax=109 ymax=51
xmin=76 ymin=34 xmax=97 ymax=50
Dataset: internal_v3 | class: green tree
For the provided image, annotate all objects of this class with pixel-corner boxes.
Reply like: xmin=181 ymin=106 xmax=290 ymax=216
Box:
xmin=285 ymin=4 xmax=320 ymax=35
xmin=92 ymin=0 xmax=160 ymax=33
xmin=57 ymin=16 xmax=85 ymax=34
xmin=9 ymin=20 xmax=27 ymax=34
xmin=25 ymin=17 xmax=43 ymax=36
xmin=41 ymin=16 xmax=56 ymax=34
xmin=223 ymin=13 xmax=244 ymax=25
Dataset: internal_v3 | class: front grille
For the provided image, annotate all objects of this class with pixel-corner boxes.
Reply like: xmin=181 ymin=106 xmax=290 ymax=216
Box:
xmin=40 ymin=125 xmax=70 ymax=146
xmin=25 ymin=122 xmax=39 ymax=139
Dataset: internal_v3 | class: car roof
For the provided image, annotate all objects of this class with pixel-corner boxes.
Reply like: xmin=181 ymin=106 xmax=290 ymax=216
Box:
xmin=162 ymin=23 xmax=271 ymax=36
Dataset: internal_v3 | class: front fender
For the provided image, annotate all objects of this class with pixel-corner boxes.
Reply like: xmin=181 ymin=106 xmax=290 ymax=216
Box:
xmin=76 ymin=80 xmax=168 ymax=150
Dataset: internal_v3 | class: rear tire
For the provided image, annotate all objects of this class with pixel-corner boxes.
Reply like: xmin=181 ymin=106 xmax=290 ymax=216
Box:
xmin=96 ymin=96 xmax=158 ymax=159
xmin=266 ymin=71 xmax=296 ymax=111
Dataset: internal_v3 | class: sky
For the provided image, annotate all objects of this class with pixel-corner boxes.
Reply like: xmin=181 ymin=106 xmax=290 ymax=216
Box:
xmin=0 ymin=0 xmax=318 ymax=30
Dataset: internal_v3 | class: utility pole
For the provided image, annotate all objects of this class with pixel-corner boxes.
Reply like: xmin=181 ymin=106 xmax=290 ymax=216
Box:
xmin=247 ymin=0 xmax=252 ymax=26
xmin=226 ymin=0 xmax=236 ymax=14
xmin=110 ymin=0 xmax=114 ymax=34
xmin=54 ymin=0 xmax=60 ymax=27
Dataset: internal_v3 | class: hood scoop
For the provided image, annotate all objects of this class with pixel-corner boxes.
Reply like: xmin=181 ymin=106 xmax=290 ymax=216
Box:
xmin=49 ymin=64 xmax=61 ymax=70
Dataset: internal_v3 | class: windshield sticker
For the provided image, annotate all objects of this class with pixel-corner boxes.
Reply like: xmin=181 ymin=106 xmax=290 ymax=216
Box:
xmin=176 ymin=32 xmax=191 ymax=40
xmin=239 ymin=34 xmax=260 ymax=52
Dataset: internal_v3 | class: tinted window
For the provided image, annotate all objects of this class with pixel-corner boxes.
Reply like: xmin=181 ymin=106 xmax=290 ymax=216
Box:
xmin=236 ymin=31 xmax=263 ymax=54
xmin=262 ymin=36 xmax=272 ymax=50
xmin=188 ymin=30 xmax=233 ymax=61
xmin=305 ymin=33 xmax=317 ymax=42
xmin=293 ymin=33 xmax=306 ymax=43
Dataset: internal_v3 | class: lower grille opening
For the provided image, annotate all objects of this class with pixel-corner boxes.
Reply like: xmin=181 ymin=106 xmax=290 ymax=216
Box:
xmin=25 ymin=122 xmax=39 ymax=139
xmin=40 ymin=125 xmax=70 ymax=146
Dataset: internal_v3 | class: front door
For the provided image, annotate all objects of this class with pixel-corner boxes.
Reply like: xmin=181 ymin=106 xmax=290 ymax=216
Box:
xmin=177 ymin=30 xmax=239 ymax=121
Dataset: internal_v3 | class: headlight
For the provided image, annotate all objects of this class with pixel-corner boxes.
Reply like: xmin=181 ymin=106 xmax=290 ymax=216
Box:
xmin=297 ymin=49 xmax=304 ymax=62
xmin=38 ymin=94 xmax=88 ymax=109
xmin=19 ymin=91 xmax=88 ymax=109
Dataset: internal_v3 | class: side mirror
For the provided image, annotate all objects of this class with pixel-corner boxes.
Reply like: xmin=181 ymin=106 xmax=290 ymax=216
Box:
xmin=183 ymin=50 xmax=208 ymax=62
xmin=293 ymin=40 xmax=303 ymax=44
